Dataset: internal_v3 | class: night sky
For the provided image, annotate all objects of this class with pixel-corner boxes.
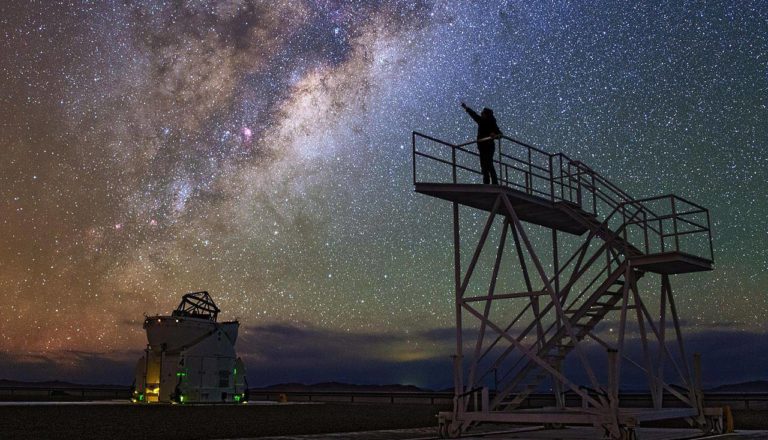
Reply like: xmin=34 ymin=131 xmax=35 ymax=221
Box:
xmin=1 ymin=1 xmax=766 ymax=389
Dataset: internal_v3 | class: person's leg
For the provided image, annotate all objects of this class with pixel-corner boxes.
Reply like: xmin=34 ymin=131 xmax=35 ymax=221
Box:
xmin=488 ymin=147 xmax=498 ymax=185
xmin=480 ymin=151 xmax=491 ymax=184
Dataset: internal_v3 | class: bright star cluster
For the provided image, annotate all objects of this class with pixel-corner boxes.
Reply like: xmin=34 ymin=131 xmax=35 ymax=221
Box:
xmin=0 ymin=1 xmax=766 ymax=386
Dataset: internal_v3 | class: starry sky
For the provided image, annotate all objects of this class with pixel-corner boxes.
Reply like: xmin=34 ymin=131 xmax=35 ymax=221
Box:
xmin=1 ymin=1 xmax=767 ymax=389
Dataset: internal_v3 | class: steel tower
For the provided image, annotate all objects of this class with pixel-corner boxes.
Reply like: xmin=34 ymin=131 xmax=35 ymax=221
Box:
xmin=412 ymin=133 xmax=721 ymax=439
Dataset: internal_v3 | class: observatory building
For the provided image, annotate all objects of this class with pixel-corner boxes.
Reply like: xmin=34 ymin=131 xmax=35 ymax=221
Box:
xmin=132 ymin=291 xmax=248 ymax=403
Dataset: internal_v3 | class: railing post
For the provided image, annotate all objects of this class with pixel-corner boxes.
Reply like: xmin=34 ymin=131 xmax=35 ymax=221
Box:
xmin=412 ymin=132 xmax=417 ymax=185
xmin=498 ymin=137 xmax=503 ymax=186
xmin=620 ymin=204 xmax=629 ymax=250
xmin=671 ymin=196 xmax=680 ymax=252
xmin=527 ymin=147 xmax=532 ymax=194
xmin=591 ymin=173 xmax=597 ymax=214
xmin=643 ymin=211 xmax=649 ymax=254
xmin=549 ymin=155 xmax=554 ymax=202
xmin=452 ymin=143 xmax=457 ymax=184
xmin=706 ymin=210 xmax=714 ymax=262
xmin=577 ymin=168 xmax=582 ymax=207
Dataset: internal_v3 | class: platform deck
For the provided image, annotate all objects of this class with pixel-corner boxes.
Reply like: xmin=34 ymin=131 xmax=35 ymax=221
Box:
xmin=630 ymin=251 xmax=714 ymax=274
xmin=414 ymin=183 xmax=589 ymax=235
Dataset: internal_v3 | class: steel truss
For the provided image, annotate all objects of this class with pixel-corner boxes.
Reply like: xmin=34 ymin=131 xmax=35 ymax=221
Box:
xmin=412 ymin=132 xmax=719 ymax=439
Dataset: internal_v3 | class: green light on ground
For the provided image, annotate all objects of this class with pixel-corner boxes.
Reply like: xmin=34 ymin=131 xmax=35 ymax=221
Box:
xmin=234 ymin=394 xmax=241 ymax=402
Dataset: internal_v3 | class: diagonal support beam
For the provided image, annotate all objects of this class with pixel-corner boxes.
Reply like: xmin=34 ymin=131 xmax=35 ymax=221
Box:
xmin=500 ymin=194 xmax=604 ymax=395
xmin=467 ymin=218 xmax=508 ymax=393
xmin=462 ymin=302 xmax=602 ymax=409
xmin=458 ymin=196 xmax=501 ymax=298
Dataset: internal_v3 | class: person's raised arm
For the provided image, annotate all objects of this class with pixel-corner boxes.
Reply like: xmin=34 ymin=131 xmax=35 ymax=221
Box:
xmin=461 ymin=102 xmax=481 ymax=123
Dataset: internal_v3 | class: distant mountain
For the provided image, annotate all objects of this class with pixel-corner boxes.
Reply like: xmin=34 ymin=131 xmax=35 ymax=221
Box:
xmin=707 ymin=380 xmax=768 ymax=393
xmin=4 ymin=378 xmax=767 ymax=393
xmin=258 ymin=382 xmax=430 ymax=392
xmin=0 ymin=379 xmax=128 ymax=389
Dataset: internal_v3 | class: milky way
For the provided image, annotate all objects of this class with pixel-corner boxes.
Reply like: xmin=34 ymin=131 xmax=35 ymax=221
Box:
xmin=1 ymin=1 xmax=766 ymax=387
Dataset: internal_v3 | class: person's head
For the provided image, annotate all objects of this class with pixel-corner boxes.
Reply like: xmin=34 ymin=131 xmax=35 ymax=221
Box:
xmin=481 ymin=107 xmax=494 ymax=118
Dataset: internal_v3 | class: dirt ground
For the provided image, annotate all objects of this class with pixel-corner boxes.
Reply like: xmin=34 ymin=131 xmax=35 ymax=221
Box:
xmin=0 ymin=402 xmax=449 ymax=440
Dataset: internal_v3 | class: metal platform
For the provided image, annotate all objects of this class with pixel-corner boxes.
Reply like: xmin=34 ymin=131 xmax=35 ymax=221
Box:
xmin=630 ymin=251 xmax=713 ymax=274
xmin=415 ymin=183 xmax=589 ymax=235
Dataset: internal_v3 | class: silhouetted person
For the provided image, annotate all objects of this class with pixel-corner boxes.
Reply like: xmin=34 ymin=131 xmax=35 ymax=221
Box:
xmin=461 ymin=102 xmax=501 ymax=185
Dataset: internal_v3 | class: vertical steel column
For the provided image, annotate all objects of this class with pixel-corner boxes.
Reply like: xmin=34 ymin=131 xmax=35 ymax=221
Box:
xmin=656 ymin=275 xmax=669 ymax=409
xmin=607 ymin=348 xmax=619 ymax=410
xmin=630 ymin=270 xmax=659 ymax=409
xmin=467 ymin=219 xmax=508 ymax=397
xmin=552 ymin=230 xmax=560 ymax=301
xmin=615 ymin=264 xmax=632 ymax=403
xmin=412 ymin=132 xmax=417 ymax=185
xmin=452 ymin=201 xmax=463 ymax=409
xmin=552 ymin=228 xmax=565 ymax=408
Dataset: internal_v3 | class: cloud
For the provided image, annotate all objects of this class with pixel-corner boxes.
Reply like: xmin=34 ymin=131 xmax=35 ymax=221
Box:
xmin=1 ymin=326 xmax=766 ymax=391
xmin=0 ymin=350 xmax=141 ymax=385
xmin=238 ymin=323 xmax=453 ymax=389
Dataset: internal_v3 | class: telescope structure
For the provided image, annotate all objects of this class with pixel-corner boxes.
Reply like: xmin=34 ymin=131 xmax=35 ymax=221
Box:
xmin=412 ymin=133 xmax=721 ymax=439
xmin=132 ymin=291 xmax=248 ymax=403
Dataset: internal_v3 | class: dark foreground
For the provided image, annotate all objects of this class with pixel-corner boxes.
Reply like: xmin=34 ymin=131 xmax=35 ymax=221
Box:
xmin=0 ymin=402 xmax=448 ymax=440
xmin=1 ymin=402 xmax=766 ymax=440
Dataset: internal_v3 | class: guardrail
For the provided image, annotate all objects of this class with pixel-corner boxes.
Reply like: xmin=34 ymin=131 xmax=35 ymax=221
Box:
xmin=615 ymin=194 xmax=715 ymax=262
xmin=0 ymin=386 xmax=130 ymax=400
xmin=249 ymin=389 xmax=768 ymax=410
xmin=413 ymin=132 xmax=714 ymax=263
xmin=1 ymin=386 xmax=764 ymax=410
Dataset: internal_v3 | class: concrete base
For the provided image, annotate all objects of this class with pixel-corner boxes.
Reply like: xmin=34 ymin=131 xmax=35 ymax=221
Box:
xmin=245 ymin=426 xmax=768 ymax=440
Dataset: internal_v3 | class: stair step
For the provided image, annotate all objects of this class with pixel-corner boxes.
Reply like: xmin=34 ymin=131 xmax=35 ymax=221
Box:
xmin=501 ymin=397 xmax=526 ymax=406
xmin=602 ymin=305 xmax=636 ymax=311
xmin=545 ymin=352 xmax=566 ymax=359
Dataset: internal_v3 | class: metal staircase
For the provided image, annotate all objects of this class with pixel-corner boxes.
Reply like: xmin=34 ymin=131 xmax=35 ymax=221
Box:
xmin=412 ymin=132 xmax=719 ymax=439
